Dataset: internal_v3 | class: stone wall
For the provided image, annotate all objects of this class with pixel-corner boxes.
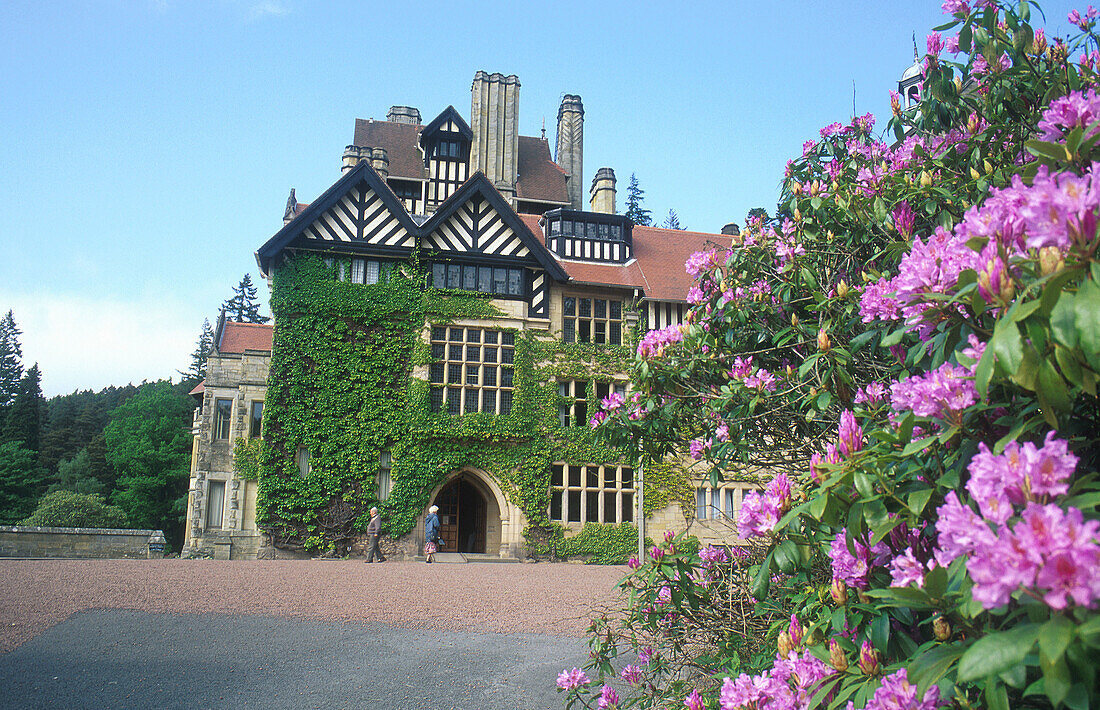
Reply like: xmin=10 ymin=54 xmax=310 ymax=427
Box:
xmin=0 ymin=526 xmax=166 ymax=559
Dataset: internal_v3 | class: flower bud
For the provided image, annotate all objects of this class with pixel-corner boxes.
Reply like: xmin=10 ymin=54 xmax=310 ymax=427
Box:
xmin=792 ymin=181 xmax=803 ymax=195
xmin=811 ymin=180 xmax=821 ymax=197
xmin=933 ymin=614 xmax=952 ymax=641
xmin=830 ymin=578 xmax=848 ymax=605
xmin=791 ymin=313 xmax=800 ymax=328
xmin=967 ymin=113 xmax=981 ymax=134
xmin=954 ymin=76 xmax=963 ymax=92
xmin=1039 ymin=246 xmax=1064 ymax=276
xmin=970 ymin=167 xmax=981 ymax=180
xmin=817 ymin=327 xmax=831 ymax=352
xmin=836 ymin=280 xmax=849 ymax=298
xmin=983 ymin=159 xmax=994 ymax=175
xmin=794 ymin=208 xmax=803 ymax=222
xmin=777 ymin=630 xmax=793 ymax=658
xmin=788 ymin=614 xmax=804 ymax=646
xmin=920 ymin=170 xmax=933 ymax=187
xmin=829 ymin=640 xmax=848 ymax=672
xmin=858 ymin=641 xmax=879 ymax=675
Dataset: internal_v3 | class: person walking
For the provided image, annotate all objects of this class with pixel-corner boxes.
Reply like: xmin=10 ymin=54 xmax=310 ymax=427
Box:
xmin=424 ymin=505 xmax=441 ymax=563
xmin=364 ymin=507 xmax=386 ymax=563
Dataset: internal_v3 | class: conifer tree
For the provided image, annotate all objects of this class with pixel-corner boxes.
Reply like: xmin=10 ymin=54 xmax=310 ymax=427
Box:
xmin=3 ymin=364 xmax=45 ymax=452
xmin=661 ymin=209 xmax=684 ymax=230
xmin=0 ymin=310 xmax=23 ymax=410
xmin=222 ymin=274 xmax=269 ymax=323
xmin=181 ymin=318 xmax=214 ymax=383
xmin=624 ymin=173 xmax=652 ymax=226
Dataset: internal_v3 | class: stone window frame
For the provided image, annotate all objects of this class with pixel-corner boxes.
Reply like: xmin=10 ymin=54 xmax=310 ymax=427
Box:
xmin=428 ymin=326 xmax=515 ymax=416
xmin=377 ymin=450 xmax=392 ymax=501
xmin=337 ymin=258 xmax=392 ymax=285
xmin=694 ymin=484 xmax=744 ymax=522
xmin=213 ymin=398 xmax=232 ymax=440
xmin=429 ymin=263 xmax=525 ymax=299
xmin=558 ymin=380 xmax=625 ymax=428
xmin=549 ymin=463 xmax=635 ymax=525
xmin=562 ymin=294 xmax=623 ymax=346
xmin=248 ymin=400 xmax=264 ymax=439
xmin=206 ymin=479 xmax=226 ymax=529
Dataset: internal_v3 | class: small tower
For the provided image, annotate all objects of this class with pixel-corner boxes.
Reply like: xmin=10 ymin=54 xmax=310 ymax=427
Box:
xmin=555 ymin=94 xmax=584 ymax=210
xmin=899 ymin=34 xmax=923 ymax=109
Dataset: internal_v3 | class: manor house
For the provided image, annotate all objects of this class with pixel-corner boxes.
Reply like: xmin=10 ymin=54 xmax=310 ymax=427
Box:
xmin=183 ymin=72 xmax=754 ymax=560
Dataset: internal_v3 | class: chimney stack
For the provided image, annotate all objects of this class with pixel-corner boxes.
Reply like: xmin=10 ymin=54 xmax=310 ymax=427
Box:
xmin=370 ymin=147 xmax=389 ymax=178
xmin=555 ymin=94 xmax=584 ymax=209
xmin=342 ymin=145 xmax=362 ymax=174
xmin=470 ymin=71 xmax=520 ymax=198
xmin=387 ymin=106 xmax=421 ymax=125
xmin=589 ymin=167 xmax=616 ymax=214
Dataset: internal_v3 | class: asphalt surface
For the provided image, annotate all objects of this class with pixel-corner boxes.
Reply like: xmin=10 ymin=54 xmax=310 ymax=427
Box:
xmin=0 ymin=609 xmax=589 ymax=709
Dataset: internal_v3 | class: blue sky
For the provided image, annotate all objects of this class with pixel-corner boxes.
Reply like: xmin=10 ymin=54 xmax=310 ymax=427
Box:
xmin=0 ymin=0 xmax=1083 ymax=395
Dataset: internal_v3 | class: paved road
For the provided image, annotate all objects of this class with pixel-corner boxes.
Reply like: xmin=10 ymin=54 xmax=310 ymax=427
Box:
xmin=0 ymin=609 xmax=588 ymax=709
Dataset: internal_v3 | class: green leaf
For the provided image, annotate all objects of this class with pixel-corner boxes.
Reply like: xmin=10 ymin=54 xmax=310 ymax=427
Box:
xmin=986 ymin=681 xmax=1011 ymax=710
xmin=1050 ymin=290 xmax=1079 ymax=349
xmin=1036 ymin=360 xmax=1072 ymax=416
xmin=774 ymin=540 xmax=801 ymax=574
xmin=908 ymin=643 xmax=965 ymax=695
xmin=1009 ymin=298 xmax=1042 ymax=323
xmin=751 ymin=550 xmax=774 ymax=601
xmin=1076 ymin=615 xmax=1100 ymax=648
xmin=880 ymin=327 xmax=907 ymax=348
xmin=1025 ymin=139 xmax=1072 ymax=162
xmin=992 ymin=318 xmax=1024 ymax=376
xmin=908 ymin=488 xmax=934 ymax=516
xmin=1038 ymin=615 xmax=1075 ymax=663
xmin=871 ymin=613 xmax=891 ymax=651
xmin=1011 ymin=345 xmax=1041 ymax=391
xmin=975 ymin=337 xmax=995 ymax=399
xmin=901 ymin=436 xmax=936 ymax=457
xmin=957 ymin=624 xmax=1041 ymax=682
xmin=1055 ymin=345 xmax=1084 ymax=388
xmin=1075 ymin=277 xmax=1100 ymax=354
xmin=1040 ymin=652 xmax=1071 ymax=707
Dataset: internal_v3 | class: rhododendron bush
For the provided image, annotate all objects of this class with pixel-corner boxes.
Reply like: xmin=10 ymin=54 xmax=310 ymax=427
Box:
xmin=561 ymin=2 xmax=1100 ymax=709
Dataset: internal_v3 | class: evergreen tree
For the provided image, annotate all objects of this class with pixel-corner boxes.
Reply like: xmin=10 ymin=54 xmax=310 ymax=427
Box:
xmin=181 ymin=318 xmax=214 ymax=384
xmin=3 ymin=364 xmax=44 ymax=452
xmin=624 ymin=173 xmax=652 ymax=226
xmin=746 ymin=207 xmax=770 ymax=225
xmin=222 ymin=274 xmax=269 ymax=323
xmin=0 ymin=310 xmax=23 ymax=410
xmin=0 ymin=440 xmax=46 ymax=524
xmin=661 ymin=209 xmax=684 ymax=230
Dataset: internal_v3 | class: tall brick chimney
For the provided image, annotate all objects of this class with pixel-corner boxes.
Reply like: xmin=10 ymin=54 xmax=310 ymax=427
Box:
xmin=555 ymin=94 xmax=584 ymax=209
xmin=387 ymin=106 xmax=421 ymax=125
xmin=470 ymin=71 xmax=520 ymax=198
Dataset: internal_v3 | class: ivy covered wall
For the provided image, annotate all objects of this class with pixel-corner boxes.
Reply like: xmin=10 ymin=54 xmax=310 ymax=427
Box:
xmin=247 ymin=254 xmax=692 ymax=555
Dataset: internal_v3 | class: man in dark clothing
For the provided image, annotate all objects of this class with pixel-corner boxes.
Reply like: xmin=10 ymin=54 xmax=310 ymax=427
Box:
xmin=364 ymin=507 xmax=386 ymax=563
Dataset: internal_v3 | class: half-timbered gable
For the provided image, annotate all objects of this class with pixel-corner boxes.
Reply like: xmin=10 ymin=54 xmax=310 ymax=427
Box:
xmin=256 ymin=161 xmax=419 ymax=273
xmin=420 ymin=173 xmax=566 ymax=319
xmin=420 ymin=106 xmax=472 ymax=210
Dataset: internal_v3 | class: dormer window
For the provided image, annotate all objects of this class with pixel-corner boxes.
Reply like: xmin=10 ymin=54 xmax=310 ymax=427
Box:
xmin=542 ymin=209 xmax=633 ymax=263
xmin=436 ymin=139 xmax=463 ymax=159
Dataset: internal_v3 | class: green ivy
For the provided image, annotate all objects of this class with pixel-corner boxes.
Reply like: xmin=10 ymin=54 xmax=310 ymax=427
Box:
xmin=253 ymin=253 xmax=691 ymax=557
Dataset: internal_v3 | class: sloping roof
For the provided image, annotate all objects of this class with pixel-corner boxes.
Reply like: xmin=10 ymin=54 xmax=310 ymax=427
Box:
xmin=421 ymin=106 xmax=473 ymax=141
xmin=188 ymin=379 xmax=205 ymax=396
xmin=255 ymin=160 xmax=420 ymax=274
xmin=516 ymin=136 xmax=570 ymax=204
xmin=218 ymin=322 xmax=274 ymax=354
xmin=421 ymin=173 xmax=568 ymax=281
xmin=517 ymin=215 xmax=733 ymax=302
xmin=352 ymin=119 xmax=425 ymax=180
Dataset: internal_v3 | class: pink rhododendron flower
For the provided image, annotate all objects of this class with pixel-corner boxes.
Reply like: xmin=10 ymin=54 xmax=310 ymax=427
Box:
xmin=854 ymin=381 xmax=886 ymax=404
xmin=684 ymin=689 xmax=705 ymax=710
xmin=738 ymin=473 xmax=792 ymax=539
xmin=557 ymin=667 xmax=590 ymax=690
xmin=1038 ymin=89 xmax=1100 ymax=143
xmin=829 ymin=528 xmax=889 ymax=589
xmin=597 ymin=684 xmax=620 ymax=709
xmin=637 ymin=324 xmax=685 ymax=358
xmin=620 ymin=664 xmax=642 ymax=685
xmin=889 ymin=547 xmax=932 ymax=587
xmin=966 ymin=432 xmax=1078 ymax=522
xmin=853 ymin=669 xmax=941 ymax=710
xmin=638 ymin=646 xmax=656 ymax=665
xmin=942 ymin=0 xmax=970 ymax=15
xmin=890 ymin=362 xmax=976 ymax=422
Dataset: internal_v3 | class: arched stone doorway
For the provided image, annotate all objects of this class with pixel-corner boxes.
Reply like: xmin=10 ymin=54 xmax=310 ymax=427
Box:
xmin=429 ymin=470 xmax=505 ymax=555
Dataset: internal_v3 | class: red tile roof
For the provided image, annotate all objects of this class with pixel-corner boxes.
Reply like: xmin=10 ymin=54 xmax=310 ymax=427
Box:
xmin=516 ymin=136 xmax=569 ymax=204
xmin=518 ymin=215 xmax=733 ymax=302
xmin=188 ymin=379 xmax=205 ymax=396
xmin=218 ymin=322 xmax=274 ymax=354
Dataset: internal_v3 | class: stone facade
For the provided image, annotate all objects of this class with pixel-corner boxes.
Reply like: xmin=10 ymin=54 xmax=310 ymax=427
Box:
xmin=181 ymin=335 xmax=270 ymax=560
xmin=0 ymin=526 xmax=166 ymax=559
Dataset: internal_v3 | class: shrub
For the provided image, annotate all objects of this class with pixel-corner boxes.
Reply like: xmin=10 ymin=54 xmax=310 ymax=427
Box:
xmin=21 ymin=490 xmax=128 ymax=529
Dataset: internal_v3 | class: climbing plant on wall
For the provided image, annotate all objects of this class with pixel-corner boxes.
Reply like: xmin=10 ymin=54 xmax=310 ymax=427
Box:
xmin=251 ymin=253 xmax=690 ymax=555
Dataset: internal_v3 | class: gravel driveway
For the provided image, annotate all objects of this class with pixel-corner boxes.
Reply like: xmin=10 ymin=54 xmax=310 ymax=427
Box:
xmin=0 ymin=559 xmax=626 ymax=709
